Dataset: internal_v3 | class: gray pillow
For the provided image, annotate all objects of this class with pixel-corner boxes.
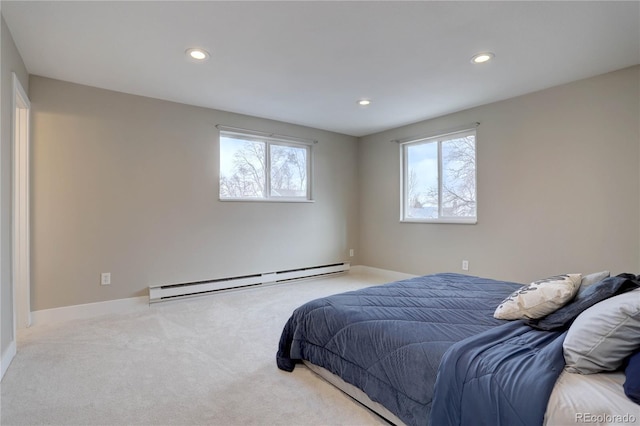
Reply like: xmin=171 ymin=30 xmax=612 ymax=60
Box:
xmin=563 ymin=288 xmax=640 ymax=374
xmin=576 ymin=270 xmax=610 ymax=297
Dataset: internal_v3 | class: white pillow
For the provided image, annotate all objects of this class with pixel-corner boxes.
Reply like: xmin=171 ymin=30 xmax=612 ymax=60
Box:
xmin=494 ymin=274 xmax=582 ymax=320
xmin=564 ymin=288 xmax=640 ymax=374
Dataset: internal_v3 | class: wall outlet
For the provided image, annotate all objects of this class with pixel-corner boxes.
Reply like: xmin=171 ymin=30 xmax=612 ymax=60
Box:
xmin=462 ymin=260 xmax=469 ymax=271
xmin=349 ymin=249 xmax=354 ymax=257
xmin=101 ymin=272 xmax=111 ymax=285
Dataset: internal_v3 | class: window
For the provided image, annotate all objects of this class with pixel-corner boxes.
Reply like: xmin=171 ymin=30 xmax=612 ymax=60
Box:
xmin=218 ymin=127 xmax=313 ymax=201
xmin=401 ymin=129 xmax=477 ymax=223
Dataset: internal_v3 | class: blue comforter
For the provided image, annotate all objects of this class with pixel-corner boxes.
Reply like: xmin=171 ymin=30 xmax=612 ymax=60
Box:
xmin=277 ymin=273 xmax=525 ymax=425
xmin=430 ymin=321 xmax=566 ymax=426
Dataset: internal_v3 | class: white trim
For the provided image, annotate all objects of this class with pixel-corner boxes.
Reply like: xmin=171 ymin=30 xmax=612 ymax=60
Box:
xmin=437 ymin=139 xmax=443 ymax=217
xmin=30 ymin=296 xmax=149 ymax=326
xmin=0 ymin=3 xmax=3 ymax=382
xmin=216 ymin=124 xmax=317 ymax=145
xmin=399 ymin=141 xmax=406 ymax=221
xmin=349 ymin=265 xmax=417 ymax=282
xmin=12 ymin=73 xmax=31 ymax=329
xmin=1 ymin=340 xmax=16 ymax=381
xmin=391 ymin=122 xmax=480 ymax=145
xmin=402 ymin=218 xmax=478 ymax=225
xmin=219 ymin=198 xmax=315 ymax=203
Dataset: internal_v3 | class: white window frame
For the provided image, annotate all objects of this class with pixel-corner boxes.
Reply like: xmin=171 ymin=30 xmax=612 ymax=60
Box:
xmin=217 ymin=126 xmax=314 ymax=202
xmin=400 ymin=128 xmax=477 ymax=224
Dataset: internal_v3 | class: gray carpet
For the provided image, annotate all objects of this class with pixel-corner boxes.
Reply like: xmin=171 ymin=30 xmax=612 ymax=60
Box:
xmin=0 ymin=271 xmax=392 ymax=425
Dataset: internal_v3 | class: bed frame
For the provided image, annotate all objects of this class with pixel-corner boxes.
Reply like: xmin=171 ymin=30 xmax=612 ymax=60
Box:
xmin=303 ymin=360 xmax=404 ymax=425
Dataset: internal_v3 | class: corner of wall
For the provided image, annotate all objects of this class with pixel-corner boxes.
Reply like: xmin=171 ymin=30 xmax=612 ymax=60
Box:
xmin=0 ymin=11 xmax=29 ymax=372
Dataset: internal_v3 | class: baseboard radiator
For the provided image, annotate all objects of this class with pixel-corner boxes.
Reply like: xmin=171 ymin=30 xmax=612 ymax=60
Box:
xmin=148 ymin=262 xmax=350 ymax=303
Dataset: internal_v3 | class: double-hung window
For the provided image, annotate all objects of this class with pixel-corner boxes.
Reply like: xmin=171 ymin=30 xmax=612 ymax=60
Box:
xmin=218 ymin=126 xmax=313 ymax=201
xmin=400 ymin=128 xmax=477 ymax=223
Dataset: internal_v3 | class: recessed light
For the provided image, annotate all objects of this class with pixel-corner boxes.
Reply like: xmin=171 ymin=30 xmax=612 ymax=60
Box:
xmin=357 ymin=99 xmax=371 ymax=107
xmin=471 ymin=52 xmax=494 ymax=64
xmin=186 ymin=48 xmax=210 ymax=62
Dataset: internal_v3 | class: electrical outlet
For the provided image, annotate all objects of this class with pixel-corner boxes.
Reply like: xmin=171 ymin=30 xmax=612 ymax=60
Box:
xmin=349 ymin=249 xmax=354 ymax=257
xmin=101 ymin=272 xmax=111 ymax=285
xmin=462 ymin=260 xmax=469 ymax=271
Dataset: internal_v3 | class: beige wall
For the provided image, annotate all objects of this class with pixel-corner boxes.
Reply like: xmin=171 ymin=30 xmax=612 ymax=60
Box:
xmin=359 ymin=66 xmax=640 ymax=284
xmin=1 ymin=16 xmax=29 ymax=357
xmin=30 ymin=76 xmax=359 ymax=310
xmin=23 ymin=62 xmax=640 ymax=311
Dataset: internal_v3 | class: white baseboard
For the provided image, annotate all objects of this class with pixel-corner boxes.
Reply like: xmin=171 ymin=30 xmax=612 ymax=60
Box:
xmin=27 ymin=267 xmax=412 ymax=326
xmin=350 ymin=265 xmax=417 ymax=282
xmin=1 ymin=340 xmax=16 ymax=381
xmin=30 ymin=296 xmax=149 ymax=326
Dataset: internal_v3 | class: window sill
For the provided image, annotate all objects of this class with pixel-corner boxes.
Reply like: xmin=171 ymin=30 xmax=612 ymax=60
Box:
xmin=219 ymin=198 xmax=315 ymax=204
xmin=401 ymin=218 xmax=477 ymax=225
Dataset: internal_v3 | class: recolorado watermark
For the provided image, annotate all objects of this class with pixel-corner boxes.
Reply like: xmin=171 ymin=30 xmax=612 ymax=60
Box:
xmin=576 ymin=413 xmax=637 ymax=423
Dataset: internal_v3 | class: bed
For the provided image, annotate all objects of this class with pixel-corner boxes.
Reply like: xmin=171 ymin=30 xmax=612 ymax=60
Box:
xmin=276 ymin=272 xmax=640 ymax=425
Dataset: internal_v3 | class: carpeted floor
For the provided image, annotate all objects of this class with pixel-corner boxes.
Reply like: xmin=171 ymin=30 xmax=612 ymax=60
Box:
xmin=0 ymin=271 xmax=393 ymax=425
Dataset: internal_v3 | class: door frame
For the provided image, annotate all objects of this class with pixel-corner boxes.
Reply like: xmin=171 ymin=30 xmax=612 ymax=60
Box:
xmin=12 ymin=72 xmax=31 ymax=330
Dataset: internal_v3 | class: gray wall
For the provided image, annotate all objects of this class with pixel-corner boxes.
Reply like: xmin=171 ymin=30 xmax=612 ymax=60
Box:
xmin=359 ymin=66 xmax=640 ymax=284
xmin=1 ymin=16 xmax=28 ymax=356
xmin=30 ymin=76 xmax=359 ymax=310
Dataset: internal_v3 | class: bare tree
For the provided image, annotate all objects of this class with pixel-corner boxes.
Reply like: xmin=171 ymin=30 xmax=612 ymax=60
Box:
xmin=441 ymin=136 xmax=476 ymax=216
xmin=270 ymin=145 xmax=307 ymax=196
xmin=220 ymin=141 xmax=307 ymax=198
xmin=412 ymin=136 xmax=476 ymax=218
xmin=220 ymin=142 xmax=265 ymax=198
xmin=408 ymin=169 xmax=433 ymax=209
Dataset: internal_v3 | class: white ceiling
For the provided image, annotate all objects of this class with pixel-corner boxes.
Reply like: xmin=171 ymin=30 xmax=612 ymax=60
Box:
xmin=3 ymin=1 xmax=639 ymax=137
